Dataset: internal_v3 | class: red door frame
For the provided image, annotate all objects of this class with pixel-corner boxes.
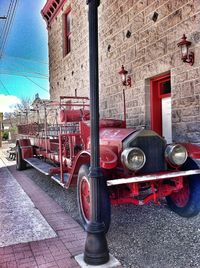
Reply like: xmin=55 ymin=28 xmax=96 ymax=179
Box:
xmin=150 ymin=72 xmax=171 ymax=136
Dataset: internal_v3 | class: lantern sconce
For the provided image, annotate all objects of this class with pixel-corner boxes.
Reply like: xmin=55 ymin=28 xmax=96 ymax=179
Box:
xmin=177 ymin=34 xmax=194 ymax=66
xmin=118 ymin=65 xmax=131 ymax=87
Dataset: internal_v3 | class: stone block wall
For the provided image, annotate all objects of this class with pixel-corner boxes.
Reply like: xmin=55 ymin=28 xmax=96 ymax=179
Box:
xmin=48 ymin=0 xmax=89 ymax=100
xmin=47 ymin=0 xmax=200 ymax=143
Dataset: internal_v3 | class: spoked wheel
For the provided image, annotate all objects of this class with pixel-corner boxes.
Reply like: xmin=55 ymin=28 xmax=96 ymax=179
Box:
xmin=169 ymin=179 xmax=190 ymax=208
xmin=16 ymin=145 xmax=26 ymax=171
xmin=166 ymin=158 xmax=200 ymax=217
xmin=77 ymin=164 xmax=111 ymax=233
xmin=79 ymin=175 xmax=90 ymax=222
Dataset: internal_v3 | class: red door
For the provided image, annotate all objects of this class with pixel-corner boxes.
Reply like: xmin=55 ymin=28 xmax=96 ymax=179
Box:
xmin=150 ymin=73 xmax=171 ymax=142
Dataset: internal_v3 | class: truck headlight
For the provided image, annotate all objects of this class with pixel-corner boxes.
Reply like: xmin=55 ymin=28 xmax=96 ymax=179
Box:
xmin=121 ymin=147 xmax=146 ymax=171
xmin=165 ymin=144 xmax=188 ymax=166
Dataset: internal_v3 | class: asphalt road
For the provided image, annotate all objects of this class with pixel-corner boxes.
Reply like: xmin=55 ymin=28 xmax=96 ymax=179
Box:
xmin=17 ymin=166 xmax=200 ymax=268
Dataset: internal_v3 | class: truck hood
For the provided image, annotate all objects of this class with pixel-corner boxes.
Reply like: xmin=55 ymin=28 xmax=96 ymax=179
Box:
xmin=100 ymin=128 xmax=136 ymax=145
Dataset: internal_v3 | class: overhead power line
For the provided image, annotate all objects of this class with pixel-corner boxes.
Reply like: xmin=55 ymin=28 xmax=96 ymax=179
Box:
xmin=8 ymin=60 xmax=49 ymax=77
xmin=8 ymin=61 xmax=49 ymax=92
xmin=24 ymin=76 xmax=49 ymax=93
xmin=0 ymin=79 xmax=10 ymax=95
xmin=0 ymin=72 xmax=49 ymax=93
xmin=2 ymin=55 xmax=48 ymax=65
xmin=0 ymin=0 xmax=18 ymax=58
xmin=0 ymin=1 xmax=12 ymax=41
xmin=0 ymin=71 xmax=49 ymax=80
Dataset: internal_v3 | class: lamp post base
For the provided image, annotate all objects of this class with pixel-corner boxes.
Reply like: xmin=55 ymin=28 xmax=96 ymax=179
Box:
xmin=84 ymin=222 xmax=109 ymax=265
xmin=75 ymin=253 xmax=121 ymax=268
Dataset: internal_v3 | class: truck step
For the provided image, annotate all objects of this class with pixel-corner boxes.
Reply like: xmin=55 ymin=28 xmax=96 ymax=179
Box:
xmin=24 ymin=157 xmax=53 ymax=175
xmin=51 ymin=173 xmax=70 ymax=187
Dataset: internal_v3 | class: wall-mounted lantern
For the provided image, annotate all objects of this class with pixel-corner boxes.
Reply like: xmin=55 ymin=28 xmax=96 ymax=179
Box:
xmin=118 ymin=65 xmax=131 ymax=87
xmin=177 ymin=34 xmax=194 ymax=66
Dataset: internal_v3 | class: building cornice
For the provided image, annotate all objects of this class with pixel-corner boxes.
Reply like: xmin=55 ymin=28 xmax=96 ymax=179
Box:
xmin=41 ymin=0 xmax=67 ymax=28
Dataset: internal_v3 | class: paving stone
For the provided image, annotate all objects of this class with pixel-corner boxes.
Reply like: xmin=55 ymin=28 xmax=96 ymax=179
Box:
xmin=0 ymin=156 xmax=56 ymax=247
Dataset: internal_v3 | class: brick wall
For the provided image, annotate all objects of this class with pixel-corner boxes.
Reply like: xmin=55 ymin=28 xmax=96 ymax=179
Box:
xmin=47 ymin=0 xmax=200 ymax=143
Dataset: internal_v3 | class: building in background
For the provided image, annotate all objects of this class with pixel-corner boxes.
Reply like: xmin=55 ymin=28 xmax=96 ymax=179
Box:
xmin=42 ymin=0 xmax=200 ymax=144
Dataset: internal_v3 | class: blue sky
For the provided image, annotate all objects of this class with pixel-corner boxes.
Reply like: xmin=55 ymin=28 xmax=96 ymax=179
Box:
xmin=0 ymin=0 xmax=49 ymax=112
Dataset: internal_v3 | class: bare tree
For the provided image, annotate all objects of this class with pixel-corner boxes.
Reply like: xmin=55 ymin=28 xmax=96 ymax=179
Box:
xmin=15 ymin=97 xmax=32 ymax=113
xmin=3 ymin=112 xmax=14 ymax=127
xmin=14 ymin=97 xmax=33 ymax=124
xmin=3 ymin=97 xmax=33 ymax=126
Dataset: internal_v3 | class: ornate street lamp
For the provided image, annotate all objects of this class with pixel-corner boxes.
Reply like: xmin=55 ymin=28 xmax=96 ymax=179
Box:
xmin=177 ymin=34 xmax=194 ymax=66
xmin=119 ymin=65 xmax=131 ymax=87
xmin=84 ymin=0 xmax=109 ymax=265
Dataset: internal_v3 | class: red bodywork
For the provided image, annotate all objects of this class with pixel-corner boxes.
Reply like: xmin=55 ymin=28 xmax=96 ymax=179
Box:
xmin=16 ymin=95 xmax=200 ymax=206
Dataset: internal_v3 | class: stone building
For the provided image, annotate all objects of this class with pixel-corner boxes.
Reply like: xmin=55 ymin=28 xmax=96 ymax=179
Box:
xmin=42 ymin=0 xmax=200 ymax=144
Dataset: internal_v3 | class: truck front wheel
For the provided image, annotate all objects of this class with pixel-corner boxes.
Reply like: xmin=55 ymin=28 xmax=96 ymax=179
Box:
xmin=166 ymin=158 xmax=200 ymax=218
xmin=16 ymin=145 xmax=27 ymax=171
xmin=77 ymin=164 xmax=111 ymax=233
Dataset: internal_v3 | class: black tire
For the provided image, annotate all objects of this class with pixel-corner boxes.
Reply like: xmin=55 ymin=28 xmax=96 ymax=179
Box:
xmin=166 ymin=158 xmax=200 ymax=217
xmin=16 ymin=145 xmax=27 ymax=171
xmin=77 ymin=164 xmax=111 ymax=233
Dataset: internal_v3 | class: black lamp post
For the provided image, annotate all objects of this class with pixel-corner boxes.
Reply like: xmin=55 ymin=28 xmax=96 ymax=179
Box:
xmin=84 ymin=0 xmax=109 ymax=265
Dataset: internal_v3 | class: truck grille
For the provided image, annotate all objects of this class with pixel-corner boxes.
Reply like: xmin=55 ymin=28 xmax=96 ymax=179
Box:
xmin=123 ymin=130 xmax=167 ymax=174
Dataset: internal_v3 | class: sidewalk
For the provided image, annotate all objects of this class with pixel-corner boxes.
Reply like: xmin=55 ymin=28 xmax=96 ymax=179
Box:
xmin=0 ymin=146 xmax=85 ymax=268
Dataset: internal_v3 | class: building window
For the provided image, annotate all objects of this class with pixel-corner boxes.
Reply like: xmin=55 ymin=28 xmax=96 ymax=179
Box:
xmin=63 ymin=9 xmax=71 ymax=56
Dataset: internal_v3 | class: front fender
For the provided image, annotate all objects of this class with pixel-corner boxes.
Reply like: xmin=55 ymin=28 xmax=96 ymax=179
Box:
xmin=181 ymin=143 xmax=200 ymax=159
xmin=181 ymin=143 xmax=200 ymax=168
xmin=68 ymin=148 xmax=118 ymax=188
xmin=100 ymin=147 xmax=118 ymax=169
xmin=16 ymin=139 xmax=33 ymax=159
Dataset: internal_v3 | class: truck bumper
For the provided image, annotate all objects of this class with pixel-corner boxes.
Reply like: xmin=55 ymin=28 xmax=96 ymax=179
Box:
xmin=107 ymin=169 xmax=200 ymax=186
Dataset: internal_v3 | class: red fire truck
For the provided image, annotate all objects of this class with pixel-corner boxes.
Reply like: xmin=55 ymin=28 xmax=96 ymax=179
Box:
xmin=16 ymin=94 xmax=200 ymax=232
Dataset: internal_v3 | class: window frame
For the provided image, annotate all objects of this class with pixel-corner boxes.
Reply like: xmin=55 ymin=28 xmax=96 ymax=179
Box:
xmin=63 ymin=8 xmax=71 ymax=56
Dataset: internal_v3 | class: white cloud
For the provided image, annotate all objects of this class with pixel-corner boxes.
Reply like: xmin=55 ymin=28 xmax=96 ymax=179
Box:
xmin=0 ymin=94 xmax=21 ymax=113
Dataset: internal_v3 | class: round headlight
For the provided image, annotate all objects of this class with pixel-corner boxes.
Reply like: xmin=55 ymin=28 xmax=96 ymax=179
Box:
xmin=121 ymin=147 xmax=146 ymax=171
xmin=165 ymin=144 xmax=188 ymax=166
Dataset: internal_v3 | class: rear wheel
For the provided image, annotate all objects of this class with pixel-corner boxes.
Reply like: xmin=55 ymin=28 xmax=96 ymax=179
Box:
xmin=166 ymin=158 xmax=200 ymax=217
xmin=77 ymin=164 xmax=111 ymax=233
xmin=16 ymin=145 xmax=26 ymax=171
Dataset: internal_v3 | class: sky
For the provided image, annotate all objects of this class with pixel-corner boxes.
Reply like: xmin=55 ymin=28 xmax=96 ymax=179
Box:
xmin=0 ymin=0 xmax=49 ymax=113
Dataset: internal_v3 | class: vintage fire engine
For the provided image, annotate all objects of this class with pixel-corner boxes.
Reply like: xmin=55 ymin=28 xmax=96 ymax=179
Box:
xmin=16 ymin=94 xmax=200 ymax=232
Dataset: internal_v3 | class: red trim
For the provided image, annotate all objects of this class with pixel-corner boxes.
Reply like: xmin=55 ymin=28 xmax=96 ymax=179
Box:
xmin=41 ymin=0 xmax=67 ymax=27
xmin=150 ymin=73 xmax=171 ymax=136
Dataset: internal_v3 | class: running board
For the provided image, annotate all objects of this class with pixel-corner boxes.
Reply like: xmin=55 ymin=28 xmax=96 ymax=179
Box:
xmin=107 ymin=169 xmax=200 ymax=186
xmin=24 ymin=157 xmax=53 ymax=175
xmin=51 ymin=173 xmax=70 ymax=187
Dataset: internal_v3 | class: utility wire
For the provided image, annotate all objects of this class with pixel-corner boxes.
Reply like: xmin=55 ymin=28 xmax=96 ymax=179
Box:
xmin=0 ymin=66 xmax=48 ymax=77
xmin=0 ymin=0 xmax=13 ymax=44
xmin=9 ymin=60 xmax=49 ymax=92
xmin=1 ymin=0 xmax=18 ymax=56
xmin=0 ymin=79 xmax=10 ymax=95
xmin=24 ymin=76 xmax=49 ymax=93
xmin=0 ymin=0 xmax=18 ymax=58
xmin=6 ymin=60 xmax=49 ymax=77
xmin=0 ymin=71 xmax=49 ymax=80
xmin=2 ymin=55 xmax=48 ymax=65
